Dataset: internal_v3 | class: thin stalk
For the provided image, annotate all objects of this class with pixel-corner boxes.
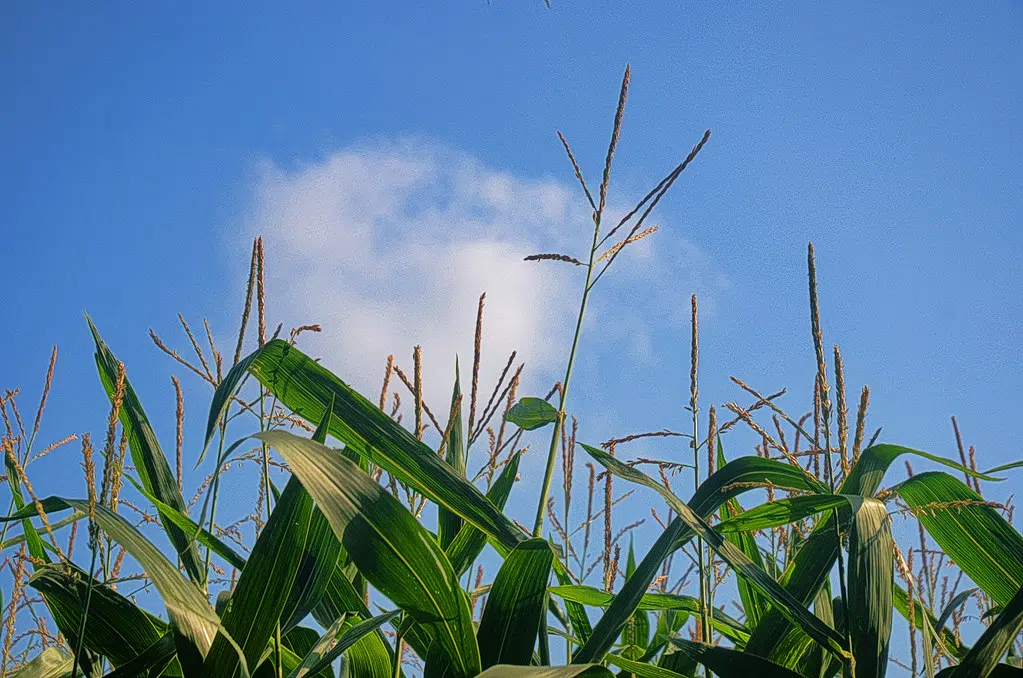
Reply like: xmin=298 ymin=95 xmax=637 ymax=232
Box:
xmin=532 ymin=221 xmax=600 ymax=537
xmin=689 ymin=297 xmax=711 ymax=676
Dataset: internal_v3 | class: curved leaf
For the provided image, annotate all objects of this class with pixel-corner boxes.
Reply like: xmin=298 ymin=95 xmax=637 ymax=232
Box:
xmin=894 ymin=472 xmax=1023 ymax=607
xmin=257 ymin=430 xmax=481 ymax=678
xmin=477 ymin=667 xmax=612 ymax=678
xmin=29 ymin=563 xmax=174 ymax=673
xmin=582 ymin=444 xmax=848 ymax=661
xmin=219 ymin=340 xmax=523 ymax=552
xmin=572 ymin=454 xmax=830 ymax=664
xmin=745 ymin=443 xmax=987 ymax=664
xmin=715 ymin=495 xmax=848 ymax=534
xmin=87 ymin=315 xmax=205 ymax=584
xmin=669 ymin=638 xmax=805 ymax=678
xmin=845 ymin=497 xmax=893 ymax=678
xmin=446 ymin=452 xmax=522 ymax=578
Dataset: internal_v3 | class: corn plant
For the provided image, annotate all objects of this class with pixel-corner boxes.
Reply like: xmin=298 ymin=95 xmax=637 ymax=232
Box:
xmin=2 ymin=68 xmax=1022 ymax=678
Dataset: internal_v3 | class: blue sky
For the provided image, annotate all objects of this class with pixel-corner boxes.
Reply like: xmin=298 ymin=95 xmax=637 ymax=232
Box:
xmin=2 ymin=0 xmax=1022 ymax=669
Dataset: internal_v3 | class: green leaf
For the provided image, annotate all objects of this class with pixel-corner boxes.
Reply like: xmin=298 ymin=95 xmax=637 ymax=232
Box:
xmin=554 ymin=566 xmax=592 ymax=649
xmin=121 ymin=473 xmax=247 ymax=570
xmin=605 ymin=653 xmax=687 ymax=677
xmin=549 ymin=586 xmax=748 ymax=644
xmin=845 ymin=497 xmax=893 ymax=678
xmin=717 ymin=440 xmax=768 ymax=631
xmin=221 ymin=340 xmax=523 ymax=552
xmin=715 ymin=495 xmax=849 ymax=534
xmin=892 ymin=584 xmax=966 ymax=661
xmin=289 ymin=610 xmax=400 ymax=678
xmin=101 ymin=634 xmax=178 ymax=678
xmin=572 ymin=454 xmax=829 ymax=664
xmin=503 ymin=397 xmax=558 ymax=431
xmin=894 ymin=472 xmax=1023 ymax=607
xmin=281 ymin=397 xmax=344 ymax=632
xmin=620 ymin=540 xmax=650 ymax=651
xmin=668 ymin=638 xmax=805 ymax=678
xmin=581 ymin=444 xmax=848 ymax=661
xmin=3 ymin=497 xmax=219 ymax=662
xmin=478 ymin=539 xmax=555 ymax=668
xmin=744 ymin=443 xmax=986 ymax=665
xmin=438 ymin=361 xmax=467 ymax=550
xmin=257 ymin=430 xmax=481 ymax=678
xmin=476 ymin=667 xmax=613 ymax=678
xmin=445 ymin=451 xmax=521 ymax=577
xmin=939 ymin=583 xmax=1023 ymax=678
xmin=29 ymin=563 xmax=173 ymax=672
xmin=201 ymin=474 xmax=314 ymax=678
xmin=11 ymin=647 xmax=74 ymax=678
xmin=86 ymin=314 xmax=205 ymax=585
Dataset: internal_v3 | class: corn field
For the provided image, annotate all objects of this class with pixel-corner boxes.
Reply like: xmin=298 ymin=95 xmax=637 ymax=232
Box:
xmin=2 ymin=69 xmax=1021 ymax=678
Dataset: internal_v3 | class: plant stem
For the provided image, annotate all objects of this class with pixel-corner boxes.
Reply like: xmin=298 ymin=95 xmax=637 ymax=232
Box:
xmin=531 ymin=220 xmax=601 ymax=538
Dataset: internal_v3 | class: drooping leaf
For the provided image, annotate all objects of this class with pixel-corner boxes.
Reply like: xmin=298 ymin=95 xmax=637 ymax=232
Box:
xmin=211 ymin=340 xmax=523 ymax=552
xmin=11 ymin=647 xmax=74 ymax=678
xmin=281 ymin=397 xmax=344 ymax=632
xmin=87 ymin=315 xmax=205 ymax=585
xmin=549 ymin=586 xmax=748 ymax=644
xmin=717 ymin=440 xmax=768 ymax=630
xmin=892 ymin=584 xmax=967 ymax=661
xmin=714 ymin=495 xmax=849 ymax=534
xmin=745 ymin=443 xmax=988 ymax=665
xmin=478 ymin=539 xmax=555 ymax=668
xmin=573 ymin=454 xmax=829 ymax=664
xmin=669 ymin=639 xmax=805 ymax=678
xmin=29 ymin=563 xmax=176 ymax=674
xmin=503 ymin=397 xmax=559 ymax=431
xmin=101 ymin=634 xmax=178 ymax=678
xmin=894 ymin=472 xmax=1023 ymax=608
xmin=3 ymin=497 xmax=218 ymax=663
xmin=289 ymin=610 xmax=400 ymax=678
xmin=257 ymin=430 xmax=481 ymax=678
xmin=582 ymin=444 xmax=848 ymax=660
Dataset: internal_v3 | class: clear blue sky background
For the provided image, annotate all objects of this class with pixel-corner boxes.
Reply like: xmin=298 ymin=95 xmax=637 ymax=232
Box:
xmin=2 ymin=0 xmax=1022 ymax=670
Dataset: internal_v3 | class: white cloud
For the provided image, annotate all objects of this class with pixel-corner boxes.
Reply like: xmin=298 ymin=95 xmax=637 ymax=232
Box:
xmin=240 ymin=138 xmax=727 ymax=444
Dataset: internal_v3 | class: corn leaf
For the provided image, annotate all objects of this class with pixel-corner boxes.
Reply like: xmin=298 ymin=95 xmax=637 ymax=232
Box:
xmin=668 ymin=639 xmax=805 ymax=678
xmin=894 ymin=472 xmax=1023 ymax=607
xmin=445 ymin=450 xmax=521 ymax=577
xmin=438 ymin=361 xmax=467 ymax=550
xmin=29 ymin=563 xmax=177 ymax=674
xmin=745 ymin=443 xmax=988 ymax=664
xmin=257 ymin=429 xmax=481 ymax=678
xmin=582 ymin=444 xmax=848 ymax=660
xmin=290 ymin=610 xmax=400 ymax=678
xmin=937 ymin=584 xmax=1023 ymax=678
xmin=845 ymin=497 xmax=893 ymax=678
xmin=87 ymin=315 xmax=205 ymax=585
xmin=477 ymin=667 xmax=613 ymax=678
xmin=573 ymin=454 xmax=830 ymax=664
xmin=209 ymin=340 xmax=523 ymax=552
xmin=478 ymin=539 xmax=556 ymax=668
xmin=201 ymin=474 xmax=314 ymax=678
xmin=10 ymin=647 xmax=74 ymax=678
